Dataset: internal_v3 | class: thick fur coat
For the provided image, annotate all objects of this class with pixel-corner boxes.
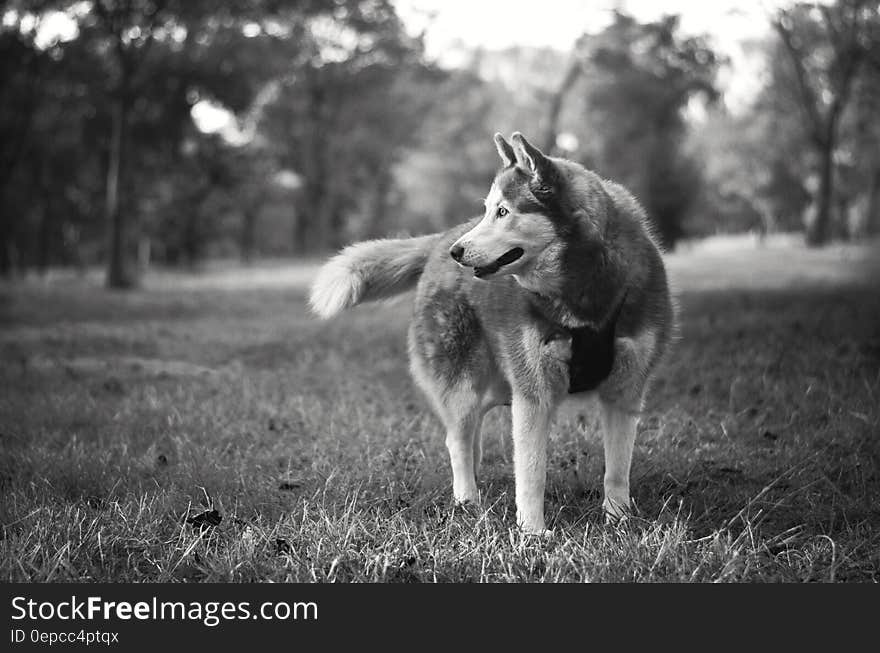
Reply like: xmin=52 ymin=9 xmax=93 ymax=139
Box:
xmin=310 ymin=132 xmax=674 ymax=533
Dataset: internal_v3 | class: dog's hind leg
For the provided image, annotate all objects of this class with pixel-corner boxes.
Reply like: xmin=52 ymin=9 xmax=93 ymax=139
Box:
xmin=472 ymin=415 xmax=484 ymax=480
xmin=598 ymin=400 xmax=639 ymax=521
xmin=412 ymin=359 xmax=485 ymax=504
xmin=473 ymin=391 xmax=508 ymax=478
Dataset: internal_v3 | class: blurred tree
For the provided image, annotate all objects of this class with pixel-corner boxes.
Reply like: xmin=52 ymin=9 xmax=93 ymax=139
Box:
xmin=0 ymin=25 xmax=46 ymax=277
xmin=771 ymin=0 xmax=879 ymax=245
xmin=547 ymin=12 xmax=721 ymax=249
xmin=262 ymin=0 xmax=439 ymax=252
xmin=83 ymin=0 xmax=183 ymax=287
xmin=0 ymin=10 xmax=110 ymax=277
xmin=81 ymin=0 xmax=311 ymax=286
xmin=591 ymin=13 xmax=720 ymax=249
xmin=395 ymin=67 xmax=496 ymax=232
xmin=0 ymin=0 xmax=363 ymax=281
xmin=841 ymin=43 xmax=880 ymax=237
xmin=688 ymin=105 xmax=812 ymax=239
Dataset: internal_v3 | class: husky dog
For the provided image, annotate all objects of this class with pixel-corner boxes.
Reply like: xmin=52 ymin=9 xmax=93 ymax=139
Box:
xmin=310 ymin=132 xmax=674 ymax=534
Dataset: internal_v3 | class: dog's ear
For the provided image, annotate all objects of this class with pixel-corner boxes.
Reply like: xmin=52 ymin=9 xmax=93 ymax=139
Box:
xmin=493 ymin=133 xmax=516 ymax=168
xmin=511 ymin=132 xmax=554 ymax=185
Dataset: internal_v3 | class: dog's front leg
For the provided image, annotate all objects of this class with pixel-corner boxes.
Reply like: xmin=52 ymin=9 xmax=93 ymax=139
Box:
xmin=597 ymin=331 xmax=656 ymax=521
xmin=510 ymin=395 xmax=553 ymax=534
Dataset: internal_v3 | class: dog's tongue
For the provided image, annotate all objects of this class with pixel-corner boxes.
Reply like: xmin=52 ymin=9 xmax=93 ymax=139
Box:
xmin=474 ymin=247 xmax=524 ymax=278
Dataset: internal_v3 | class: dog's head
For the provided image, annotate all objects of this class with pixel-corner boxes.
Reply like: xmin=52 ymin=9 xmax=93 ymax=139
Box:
xmin=449 ymin=132 xmax=608 ymax=286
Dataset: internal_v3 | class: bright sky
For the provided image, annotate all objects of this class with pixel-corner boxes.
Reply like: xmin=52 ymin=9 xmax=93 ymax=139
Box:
xmin=393 ymin=0 xmax=789 ymax=111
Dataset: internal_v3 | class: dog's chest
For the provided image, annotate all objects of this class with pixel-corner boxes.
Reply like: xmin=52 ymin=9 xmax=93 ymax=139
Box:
xmin=530 ymin=297 xmax=620 ymax=395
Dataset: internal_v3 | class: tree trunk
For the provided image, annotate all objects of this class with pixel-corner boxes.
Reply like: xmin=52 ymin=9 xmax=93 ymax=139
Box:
xmin=36 ymin=202 xmax=51 ymax=276
xmin=293 ymin=203 xmax=309 ymax=254
xmin=241 ymin=208 xmax=257 ymax=264
xmin=0 ymin=239 xmax=15 ymax=278
xmin=0 ymin=196 xmax=13 ymax=278
xmin=0 ymin=236 xmax=10 ymax=278
xmin=35 ymin=160 xmax=52 ymax=275
xmin=365 ymin=167 xmax=392 ymax=239
xmin=867 ymin=167 xmax=880 ymax=237
xmin=543 ymin=59 xmax=582 ymax=153
xmin=182 ymin=203 xmax=200 ymax=269
xmin=807 ymin=142 xmax=834 ymax=247
xmin=105 ymin=96 xmax=136 ymax=288
xmin=309 ymin=193 xmax=338 ymax=253
xmin=298 ymin=177 xmax=331 ymax=253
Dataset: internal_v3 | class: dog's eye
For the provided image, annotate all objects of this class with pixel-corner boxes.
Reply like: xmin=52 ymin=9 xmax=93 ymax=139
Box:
xmin=497 ymin=207 xmax=509 ymax=217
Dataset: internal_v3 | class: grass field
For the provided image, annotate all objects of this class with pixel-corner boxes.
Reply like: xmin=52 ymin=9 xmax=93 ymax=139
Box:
xmin=2 ymin=236 xmax=879 ymax=582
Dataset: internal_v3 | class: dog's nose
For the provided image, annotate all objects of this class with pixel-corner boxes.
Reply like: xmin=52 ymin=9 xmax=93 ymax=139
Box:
xmin=449 ymin=244 xmax=464 ymax=262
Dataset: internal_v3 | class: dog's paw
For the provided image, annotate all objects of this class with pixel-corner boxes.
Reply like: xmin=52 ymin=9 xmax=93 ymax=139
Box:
xmin=453 ymin=491 xmax=480 ymax=506
xmin=603 ymin=496 xmax=637 ymax=525
xmin=516 ymin=514 xmax=551 ymax=537
xmin=514 ymin=523 xmax=555 ymax=540
xmin=604 ymin=510 xmax=629 ymax=527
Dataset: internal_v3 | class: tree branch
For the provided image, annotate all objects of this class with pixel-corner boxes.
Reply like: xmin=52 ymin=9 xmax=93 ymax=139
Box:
xmin=543 ymin=57 xmax=583 ymax=153
xmin=772 ymin=14 xmax=827 ymax=146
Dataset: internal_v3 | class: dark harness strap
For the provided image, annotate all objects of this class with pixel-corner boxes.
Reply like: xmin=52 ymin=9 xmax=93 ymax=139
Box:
xmin=528 ymin=287 xmax=629 ymax=394
xmin=535 ymin=288 xmax=629 ymax=394
xmin=565 ymin=288 xmax=628 ymax=394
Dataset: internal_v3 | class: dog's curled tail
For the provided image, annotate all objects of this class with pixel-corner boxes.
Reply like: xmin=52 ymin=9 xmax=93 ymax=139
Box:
xmin=309 ymin=233 xmax=441 ymax=319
